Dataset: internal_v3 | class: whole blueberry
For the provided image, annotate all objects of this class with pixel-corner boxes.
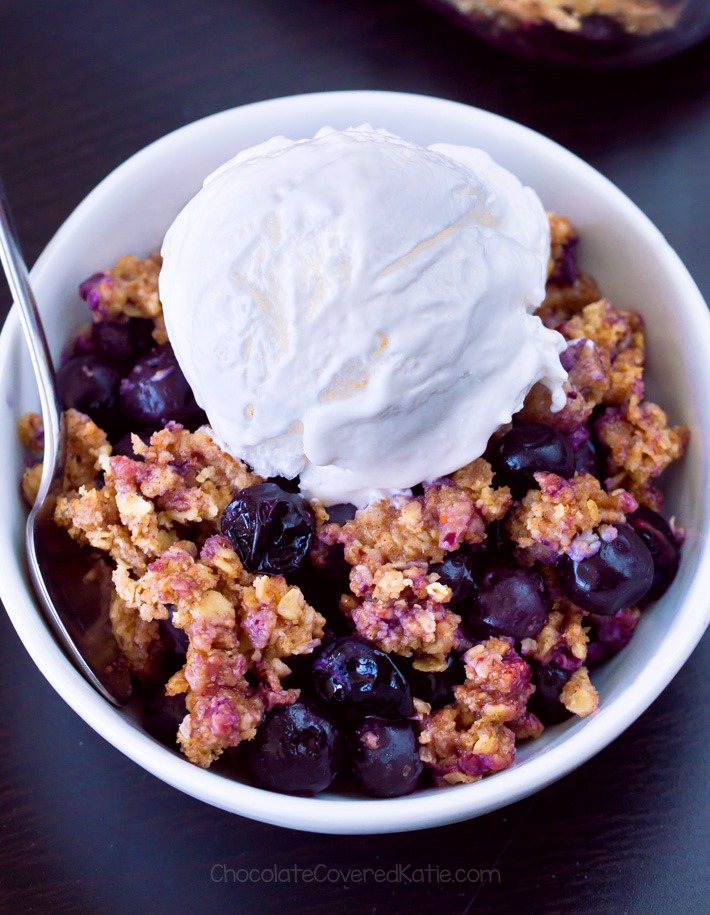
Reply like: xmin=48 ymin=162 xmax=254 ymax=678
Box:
xmin=528 ymin=663 xmax=572 ymax=726
xmin=221 ymin=481 xmax=316 ymax=575
xmin=586 ymin=607 xmax=640 ymax=666
xmin=579 ymin=13 xmax=626 ymax=42
xmin=429 ymin=547 xmax=481 ymax=605
xmin=482 ymin=519 xmax=516 ymax=562
xmin=119 ymin=344 xmax=205 ymax=428
xmin=289 ymin=544 xmax=352 ymax=629
xmin=246 ymin=701 xmax=341 ymax=795
xmin=573 ymin=439 xmax=600 ymax=476
xmin=549 ymin=236 xmax=579 ymax=286
xmin=142 ymin=687 xmax=187 ymax=746
xmin=325 ymin=502 xmax=357 ymax=524
xmin=406 ymin=652 xmax=465 ymax=710
xmin=349 ymin=717 xmax=423 ymax=797
xmin=313 ymin=637 xmax=414 ymax=719
xmin=111 ymin=428 xmax=152 ymax=458
xmin=91 ymin=317 xmax=155 ymax=362
xmin=627 ymin=507 xmax=680 ymax=601
xmin=57 ymin=353 xmax=123 ymax=432
xmin=557 ymin=524 xmax=654 ymax=614
xmin=158 ymin=605 xmax=189 ymax=657
xmin=464 ymin=565 xmax=551 ymax=641
xmin=281 ymin=652 xmax=319 ymax=695
xmin=490 ymin=423 xmax=575 ymax=498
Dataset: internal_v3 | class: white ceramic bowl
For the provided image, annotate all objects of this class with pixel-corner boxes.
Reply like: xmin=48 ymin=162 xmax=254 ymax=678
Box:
xmin=1 ymin=91 xmax=708 ymax=835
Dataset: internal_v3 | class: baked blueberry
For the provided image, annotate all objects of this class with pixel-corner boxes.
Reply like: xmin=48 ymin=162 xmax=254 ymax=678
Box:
xmin=313 ymin=636 xmax=414 ymax=719
xmin=158 ymin=605 xmax=189 ymax=656
xmin=528 ymin=662 xmax=572 ymax=726
xmin=405 ymin=652 xmax=465 ymax=710
xmin=111 ymin=428 xmax=152 ymax=458
xmin=349 ymin=717 xmax=423 ymax=797
xmin=556 ymin=524 xmax=654 ymax=614
xmin=142 ymin=687 xmax=187 ymax=746
xmin=482 ymin=519 xmax=516 ymax=562
xmin=289 ymin=543 xmax=352 ymax=629
xmin=221 ymin=481 xmax=316 ymax=575
xmin=246 ymin=701 xmax=341 ymax=795
xmin=586 ymin=607 xmax=640 ymax=666
xmin=429 ymin=546 xmax=481 ymax=605
xmin=91 ymin=317 xmax=155 ymax=362
xmin=119 ymin=344 xmax=205 ymax=428
xmin=627 ymin=507 xmax=680 ymax=601
xmin=549 ymin=236 xmax=579 ymax=285
xmin=464 ymin=565 xmax=551 ymax=641
xmin=79 ymin=270 xmax=112 ymax=313
xmin=572 ymin=439 xmax=600 ymax=476
xmin=325 ymin=502 xmax=357 ymax=524
xmin=57 ymin=353 xmax=123 ymax=432
xmin=490 ymin=423 xmax=575 ymax=498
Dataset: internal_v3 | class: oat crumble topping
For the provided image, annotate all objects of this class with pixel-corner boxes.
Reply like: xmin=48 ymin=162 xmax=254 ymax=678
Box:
xmin=16 ymin=211 xmax=688 ymax=791
xmin=444 ymin=0 xmax=680 ymax=35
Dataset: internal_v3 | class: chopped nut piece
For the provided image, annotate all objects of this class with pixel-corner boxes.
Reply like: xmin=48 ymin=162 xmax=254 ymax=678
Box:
xmin=560 ymin=666 xmax=599 ymax=717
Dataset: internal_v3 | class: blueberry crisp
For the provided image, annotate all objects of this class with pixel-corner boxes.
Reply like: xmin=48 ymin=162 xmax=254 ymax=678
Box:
xmin=429 ymin=0 xmax=700 ymax=67
xmin=18 ymin=216 xmax=688 ymax=796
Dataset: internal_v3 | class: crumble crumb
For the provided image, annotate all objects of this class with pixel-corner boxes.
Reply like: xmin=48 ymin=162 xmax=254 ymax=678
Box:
xmin=418 ymin=637 xmax=539 ymax=784
xmin=508 ymin=471 xmax=637 ymax=563
xmin=55 ymin=424 xmax=259 ymax=575
xmin=21 ymin=463 xmax=43 ymax=506
xmin=345 ymin=562 xmax=460 ymax=667
xmin=560 ymin=666 xmax=599 ymax=717
xmin=18 ymin=411 xmax=44 ymax=453
xmin=117 ymin=535 xmax=324 ymax=766
xmin=595 ymin=395 xmax=689 ymax=509
xmin=521 ymin=298 xmax=646 ymax=440
xmin=21 ymin=408 xmax=112 ymax=507
xmin=559 ymin=298 xmax=645 ymax=404
xmin=84 ymin=253 xmax=163 ymax=323
xmin=109 ymin=588 xmax=163 ymax=682
xmin=520 ymin=605 xmax=588 ymax=670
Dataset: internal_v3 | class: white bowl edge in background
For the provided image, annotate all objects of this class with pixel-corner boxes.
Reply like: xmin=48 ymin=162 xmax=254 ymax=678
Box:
xmin=0 ymin=91 xmax=708 ymax=834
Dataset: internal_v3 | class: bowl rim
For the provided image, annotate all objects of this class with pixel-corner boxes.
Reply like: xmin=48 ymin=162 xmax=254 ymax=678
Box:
xmin=1 ymin=89 xmax=709 ymax=834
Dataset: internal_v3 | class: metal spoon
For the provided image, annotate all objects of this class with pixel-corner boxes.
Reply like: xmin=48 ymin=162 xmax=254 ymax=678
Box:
xmin=0 ymin=178 xmax=131 ymax=706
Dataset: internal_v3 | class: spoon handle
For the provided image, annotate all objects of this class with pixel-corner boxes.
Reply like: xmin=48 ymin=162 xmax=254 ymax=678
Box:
xmin=0 ymin=177 xmax=62 ymax=500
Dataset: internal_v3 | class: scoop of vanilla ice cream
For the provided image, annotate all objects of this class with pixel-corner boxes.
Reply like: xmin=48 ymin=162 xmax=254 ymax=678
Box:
xmin=159 ymin=126 xmax=567 ymax=506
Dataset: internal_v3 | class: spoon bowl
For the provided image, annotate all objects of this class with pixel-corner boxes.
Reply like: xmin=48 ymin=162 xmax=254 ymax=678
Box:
xmin=0 ymin=178 xmax=131 ymax=706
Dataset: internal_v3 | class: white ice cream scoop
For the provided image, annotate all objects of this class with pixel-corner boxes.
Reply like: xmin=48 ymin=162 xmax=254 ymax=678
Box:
xmin=160 ymin=126 xmax=567 ymax=506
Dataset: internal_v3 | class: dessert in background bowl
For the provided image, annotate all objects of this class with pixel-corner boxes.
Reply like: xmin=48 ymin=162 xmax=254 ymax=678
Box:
xmin=424 ymin=0 xmax=710 ymax=67
xmin=0 ymin=91 xmax=708 ymax=833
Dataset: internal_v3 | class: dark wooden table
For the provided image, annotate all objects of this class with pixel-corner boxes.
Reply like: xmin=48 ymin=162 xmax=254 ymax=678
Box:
xmin=1 ymin=2 xmax=708 ymax=912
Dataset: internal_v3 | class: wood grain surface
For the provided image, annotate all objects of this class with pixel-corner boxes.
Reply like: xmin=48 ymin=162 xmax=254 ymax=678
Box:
xmin=0 ymin=1 xmax=708 ymax=912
